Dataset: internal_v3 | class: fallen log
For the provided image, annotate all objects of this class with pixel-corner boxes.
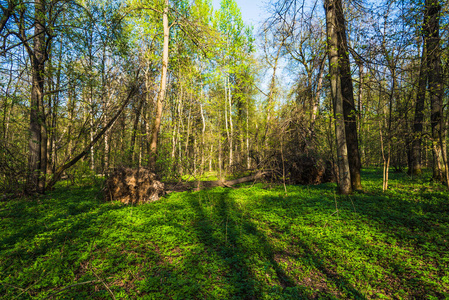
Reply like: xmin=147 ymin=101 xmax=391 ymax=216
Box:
xmin=103 ymin=169 xmax=268 ymax=204
xmin=165 ymin=171 xmax=269 ymax=193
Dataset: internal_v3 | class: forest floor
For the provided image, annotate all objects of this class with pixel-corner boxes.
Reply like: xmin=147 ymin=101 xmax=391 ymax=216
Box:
xmin=1 ymin=169 xmax=448 ymax=299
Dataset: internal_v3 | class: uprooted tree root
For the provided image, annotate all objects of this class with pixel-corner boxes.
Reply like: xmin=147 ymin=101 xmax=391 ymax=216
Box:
xmin=287 ymin=155 xmax=335 ymax=185
xmin=104 ymin=167 xmax=165 ymax=204
xmin=252 ymin=151 xmax=336 ymax=185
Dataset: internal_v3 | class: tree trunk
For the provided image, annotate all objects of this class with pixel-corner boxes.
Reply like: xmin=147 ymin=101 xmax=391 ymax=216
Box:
xmin=425 ymin=0 xmax=446 ymax=183
xmin=325 ymin=0 xmax=351 ymax=194
xmin=224 ymin=76 xmax=230 ymax=173
xmin=335 ymin=0 xmax=362 ymax=191
xmin=246 ymin=98 xmax=250 ymax=169
xmin=228 ymin=76 xmax=233 ymax=171
xmin=101 ymin=49 xmax=110 ymax=174
xmin=200 ymin=102 xmax=206 ymax=173
xmin=165 ymin=171 xmax=269 ymax=193
xmin=357 ymin=62 xmax=365 ymax=164
xmin=27 ymin=0 xmax=46 ymax=194
xmin=218 ymin=127 xmax=223 ymax=180
xmin=48 ymin=40 xmax=62 ymax=176
xmin=149 ymin=0 xmax=169 ymax=169
xmin=410 ymin=38 xmax=427 ymax=176
xmin=66 ymin=83 xmax=75 ymax=158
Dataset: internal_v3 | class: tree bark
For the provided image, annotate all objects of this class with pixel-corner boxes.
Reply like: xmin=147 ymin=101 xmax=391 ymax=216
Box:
xmin=325 ymin=0 xmax=351 ymax=194
xmin=357 ymin=61 xmax=365 ymax=163
xmin=425 ymin=0 xmax=446 ymax=182
xmin=200 ymin=101 xmax=206 ymax=173
xmin=335 ymin=0 xmax=362 ymax=191
xmin=410 ymin=37 xmax=427 ymax=176
xmin=228 ymin=76 xmax=233 ymax=170
xmin=149 ymin=0 xmax=169 ymax=169
xmin=27 ymin=0 xmax=47 ymax=193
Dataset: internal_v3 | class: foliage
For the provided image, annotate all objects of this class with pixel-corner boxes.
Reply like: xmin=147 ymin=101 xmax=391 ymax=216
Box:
xmin=1 ymin=169 xmax=448 ymax=299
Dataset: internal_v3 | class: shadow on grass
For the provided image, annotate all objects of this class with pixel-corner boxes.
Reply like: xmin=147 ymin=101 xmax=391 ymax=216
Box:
xmin=163 ymin=186 xmax=369 ymax=299
xmin=185 ymin=189 xmax=300 ymax=299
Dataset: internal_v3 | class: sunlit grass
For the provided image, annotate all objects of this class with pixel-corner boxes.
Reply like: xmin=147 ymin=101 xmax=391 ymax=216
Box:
xmin=180 ymin=171 xmax=219 ymax=182
xmin=0 ymin=169 xmax=448 ymax=299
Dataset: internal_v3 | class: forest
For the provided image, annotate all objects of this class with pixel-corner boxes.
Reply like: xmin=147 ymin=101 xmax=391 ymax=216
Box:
xmin=0 ymin=0 xmax=448 ymax=298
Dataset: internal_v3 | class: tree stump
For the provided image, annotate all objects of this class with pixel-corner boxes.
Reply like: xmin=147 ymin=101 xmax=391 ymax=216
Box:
xmin=104 ymin=167 xmax=164 ymax=204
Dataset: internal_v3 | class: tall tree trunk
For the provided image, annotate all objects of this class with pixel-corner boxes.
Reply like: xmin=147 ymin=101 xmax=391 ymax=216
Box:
xmin=410 ymin=38 xmax=427 ymax=175
xmin=425 ymin=0 xmax=446 ymax=183
xmin=227 ymin=76 xmax=233 ymax=170
xmin=335 ymin=0 xmax=362 ymax=191
xmin=101 ymin=47 xmax=110 ymax=174
xmin=224 ymin=76 xmax=230 ymax=173
xmin=185 ymin=107 xmax=192 ymax=167
xmin=67 ymin=83 xmax=75 ymax=158
xmin=149 ymin=0 xmax=169 ymax=169
xmin=48 ymin=40 xmax=62 ymax=176
xmin=87 ymin=26 xmax=95 ymax=172
xmin=40 ymin=97 xmax=48 ymax=192
xmin=325 ymin=0 xmax=351 ymax=194
xmin=27 ymin=0 xmax=46 ymax=193
xmin=200 ymin=102 xmax=206 ymax=173
xmin=89 ymin=94 xmax=95 ymax=172
xmin=357 ymin=62 xmax=365 ymax=163
xmin=246 ymin=98 xmax=250 ymax=169
xmin=218 ymin=126 xmax=223 ymax=180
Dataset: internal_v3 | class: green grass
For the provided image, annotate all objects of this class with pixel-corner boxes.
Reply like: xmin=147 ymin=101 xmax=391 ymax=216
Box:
xmin=181 ymin=171 xmax=219 ymax=182
xmin=1 ymin=170 xmax=448 ymax=299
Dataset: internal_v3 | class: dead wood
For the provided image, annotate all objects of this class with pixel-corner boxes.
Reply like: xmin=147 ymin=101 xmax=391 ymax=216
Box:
xmin=104 ymin=167 xmax=164 ymax=204
xmin=288 ymin=156 xmax=335 ymax=185
xmin=164 ymin=171 xmax=269 ymax=193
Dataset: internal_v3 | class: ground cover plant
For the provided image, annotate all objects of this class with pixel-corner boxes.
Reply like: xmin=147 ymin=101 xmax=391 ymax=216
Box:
xmin=1 ymin=169 xmax=448 ymax=299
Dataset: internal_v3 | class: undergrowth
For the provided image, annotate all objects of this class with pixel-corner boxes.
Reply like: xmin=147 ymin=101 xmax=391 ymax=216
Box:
xmin=0 ymin=169 xmax=448 ymax=299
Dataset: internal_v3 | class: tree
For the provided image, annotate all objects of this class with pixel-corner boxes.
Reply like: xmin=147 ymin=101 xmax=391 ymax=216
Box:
xmin=425 ymin=0 xmax=447 ymax=183
xmin=22 ymin=0 xmax=51 ymax=193
xmin=149 ymin=0 xmax=169 ymax=169
xmin=410 ymin=16 xmax=427 ymax=176
xmin=324 ymin=0 xmax=351 ymax=194
xmin=335 ymin=0 xmax=362 ymax=191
